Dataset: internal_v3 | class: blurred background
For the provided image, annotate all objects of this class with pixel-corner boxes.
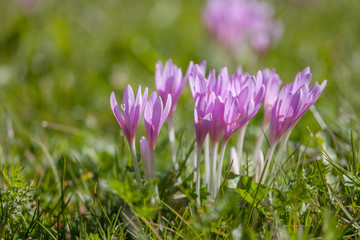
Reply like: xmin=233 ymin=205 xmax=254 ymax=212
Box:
xmin=1 ymin=0 xmax=360 ymax=175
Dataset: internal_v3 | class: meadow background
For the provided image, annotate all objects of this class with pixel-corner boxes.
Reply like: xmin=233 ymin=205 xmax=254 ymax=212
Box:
xmin=1 ymin=0 xmax=360 ymax=239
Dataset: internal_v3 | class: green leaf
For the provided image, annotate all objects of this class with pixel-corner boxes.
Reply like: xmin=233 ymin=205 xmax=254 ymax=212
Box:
xmin=0 ymin=162 xmax=26 ymax=188
xmin=233 ymin=176 xmax=271 ymax=216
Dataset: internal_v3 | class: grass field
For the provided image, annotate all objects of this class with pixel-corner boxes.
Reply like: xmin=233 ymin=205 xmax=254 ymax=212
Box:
xmin=1 ymin=0 xmax=360 ymax=239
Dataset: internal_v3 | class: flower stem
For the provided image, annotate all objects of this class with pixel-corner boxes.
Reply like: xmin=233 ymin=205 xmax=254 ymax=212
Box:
xmin=236 ymin=124 xmax=248 ymax=174
xmin=150 ymin=183 xmax=160 ymax=205
xmin=193 ymin=146 xmax=197 ymax=183
xmin=204 ymin=135 xmax=210 ymax=191
xmin=252 ymin=123 xmax=267 ymax=176
xmin=168 ymin=115 xmax=182 ymax=183
xmin=260 ymin=144 xmax=276 ymax=185
xmin=274 ymin=130 xmax=291 ymax=166
xmin=129 ymin=140 xmax=143 ymax=187
xmin=215 ymin=140 xmax=228 ymax=196
xmin=196 ymin=144 xmax=202 ymax=206
xmin=210 ymin=141 xmax=219 ymax=200
xmin=150 ymin=148 xmax=156 ymax=179
xmin=268 ymin=130 xmax=292 ymax=185
xmin=154 ymin=184 xmax=159 ymax=201
xmin=168 ymin=115 xmax=178 ymax=170
xmin=254 ymin=150 xmax=264 ymax=183
xmin=149 ymin=148 xmax=160 ymax=204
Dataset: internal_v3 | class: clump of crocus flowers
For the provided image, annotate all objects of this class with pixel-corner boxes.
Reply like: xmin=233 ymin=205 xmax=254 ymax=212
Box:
xmin=110 ymin=59 xmax=327 ymax=205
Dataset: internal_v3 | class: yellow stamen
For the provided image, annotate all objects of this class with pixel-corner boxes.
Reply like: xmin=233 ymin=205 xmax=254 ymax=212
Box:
xmin=237 ymin=113 xmax=241 ymax=121
xmin=199 ymin=117 xmax=203 ymax=125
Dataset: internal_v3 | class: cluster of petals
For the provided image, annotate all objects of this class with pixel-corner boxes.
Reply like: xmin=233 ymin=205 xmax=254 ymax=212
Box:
xmin=189 ymin=63 xmax=265 ymax=144
xmin=223 ymin=69 xmax=265 ymax=141
xmin=155 ymin=59 xmax=193 ymax=116
xmin=110 ymin=84 xmax=172 ymax=151
xmin=203 ymin=0 xmax=283 ymax=53
xmin=269 ymin=67 xmax=327 ymax=145
xmin=144 ymin=92 xmax=172 ymax=149
xmin=110 ymin=85 xmax=148 ymax=143
xmin=194 ymin=92 xmax=215 ymax=146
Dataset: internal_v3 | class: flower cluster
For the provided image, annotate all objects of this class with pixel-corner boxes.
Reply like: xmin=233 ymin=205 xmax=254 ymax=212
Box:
xmin=111 ymin=85 xmax=171 ymax=186
xmin=110 ymin=59 xmax=327 ymax=204
xmin=203 ymin=0 xmax=283 ymax=54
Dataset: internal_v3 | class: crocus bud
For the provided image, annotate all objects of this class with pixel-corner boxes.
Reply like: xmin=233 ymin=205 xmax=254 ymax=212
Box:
xmin=254 ymin=150 xmax=264 ymax=183
xmin=140 ymin=136 xmax=152 ymax=180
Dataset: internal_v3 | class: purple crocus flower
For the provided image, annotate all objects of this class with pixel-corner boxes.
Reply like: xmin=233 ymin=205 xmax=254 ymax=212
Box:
xmin=262 ymin=68 xmax=282 ymax=124
xmin=223 ymin=70 xmax=265 ymax=141
xmin=144 ymin=92 xmax=172 ymax=149
xmin=110 ymin=85 xmax=148 ymax=186
xmin=208 ymin=96 xmax=226 ymax=144
xmin=155 ymin=59 xmax=193 ymax=116
xmin=189 ymin=64 xmax=230 ymax=101
xmin=194 ymin=92 xmax=215 ymax=146
xmin=252 ymin=69 xmax=281 ymax=174
xmin=110 ymin=85 xmax=148 ymax=143
xmin=202 ymin=0 xmax=283 ymax=54
xmin=269 ymin=67 xmax=327 ymax=146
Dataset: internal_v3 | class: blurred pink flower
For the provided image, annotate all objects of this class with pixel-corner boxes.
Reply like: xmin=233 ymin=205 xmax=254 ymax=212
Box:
xmin=155 ymin=59 xmax=193 ymax=116
xmin=203 ymin=0 xmax=283 ymax=54
xmin=262 ymin=68 xmax=282 ymax=124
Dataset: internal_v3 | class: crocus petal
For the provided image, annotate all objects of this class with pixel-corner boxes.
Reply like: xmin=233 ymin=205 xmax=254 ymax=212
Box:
xmin=111 ymin=92 xmax=128 ymax=138
xmin=155 ymin=60 xmax=164 ymax=92
xmin=152 ymin=96 xmax=163 ymax=137
xmin=184 ymin=61 xmax=194 ymax=82
xmin=199 ymin=60 xmax=207 ymax=75
xmin=144 ymin=92 xmax=157 ymax=123
xmin=161 ymin=94 xmax=172 ymax=127
xmin=254 ymin=85 xmax=265 ymax=104
xmin=130 ymin=86 xmax=142 ymax=136
xmin=144 ymin=92 xmax=157 ymax=147
xmin=123 ymin=85 xmax=135 ymax=123
xmin=263 ymin=68 xmax=282 ymax=124
xmin=155 ymin=59 xmax=189 ymax=116
xmin=141 ymin=87 xmax=149 ymax=113
xmin=255 ymin=71 xmax=263 ymax=90
xmin=209 ymin=96 xmax=225 ymax=143
xmin=110 ymin=91 xmax=119 ymax=114
xmin=269 ymin=100 xmax=280 ymax=146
